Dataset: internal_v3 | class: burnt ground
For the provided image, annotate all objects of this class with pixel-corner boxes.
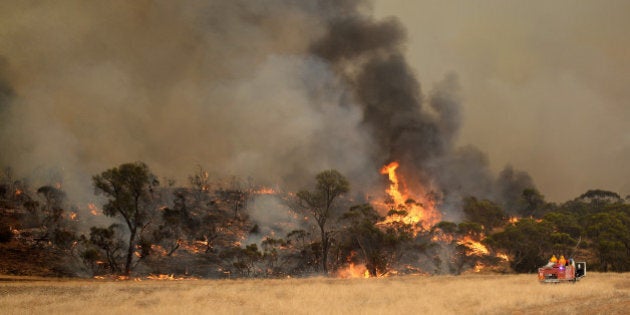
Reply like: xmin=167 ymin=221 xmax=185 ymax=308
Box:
xmin=0 ymin=240 xmax=74 ymax=277
xmin=0 ymin=208 xmax=75 ymax=278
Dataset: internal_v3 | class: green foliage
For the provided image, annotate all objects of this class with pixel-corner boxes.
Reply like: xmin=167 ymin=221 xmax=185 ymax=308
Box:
xmin=92 ymin=162 xmax=159 ymax=275
xmin=297 ymin=169 xmax=350 ymax=274
xmin=93 ymin=162 xmax=158 ymax=223
xmin=220 ymin=243 xmax=263 ymax=277
xmin=578 ymin=189 xmax=622 ymax=204
xmin=434 ymin=221 xmax=458 ymax=234
xmin=462 ymin=197 xmax=506 ymax=230
xmin=485 ymin=218 xmax=556 ymax=272
xmin=516 ymin=188 xmax=553 ymax=218
xmin=79 ymin=248 xmax=102 ymax=276
xmin=584 ymin=210 xmax=630 ymax=271
xmin=338 ymin=204 xmax=411 ymax=276
xmin=85 ymin=224 xmax=125 ymax=274
xmin=463 ymin=188 xmax=630 ymax=273
xmin=542 ymin=212 xmax=582 ymax=238
xmin=457 ymin=221 xmax=483 ymax=237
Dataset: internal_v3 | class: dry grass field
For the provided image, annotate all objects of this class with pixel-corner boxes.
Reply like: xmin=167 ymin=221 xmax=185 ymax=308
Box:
xmin=1 ymin=273 xmax=629 ymax=314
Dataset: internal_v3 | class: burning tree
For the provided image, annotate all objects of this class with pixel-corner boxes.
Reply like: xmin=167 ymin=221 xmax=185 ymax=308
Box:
xmin=92 ymin=162 xmax=159 ymax=276
xmin=338 ymin=204 xmax=413 ymax=277
xmin=296 ymin=170 xmax=349 ymax=274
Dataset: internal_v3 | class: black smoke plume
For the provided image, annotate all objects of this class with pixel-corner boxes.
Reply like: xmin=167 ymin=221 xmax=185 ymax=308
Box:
xmin=0 ymin=0 xmax=533 ymax=221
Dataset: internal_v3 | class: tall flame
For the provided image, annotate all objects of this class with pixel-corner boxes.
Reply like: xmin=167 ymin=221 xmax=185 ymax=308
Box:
xmin=379 ymin=162 xmax=441 ymax=230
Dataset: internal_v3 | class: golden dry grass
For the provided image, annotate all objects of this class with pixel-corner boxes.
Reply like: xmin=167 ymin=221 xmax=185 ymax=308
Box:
xmin=0 ymin=273 xmax=629 ymax=314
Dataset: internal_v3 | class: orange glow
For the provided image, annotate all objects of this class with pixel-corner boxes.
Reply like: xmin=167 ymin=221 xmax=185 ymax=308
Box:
xmin=146 ymin=274 xmax=197 ymax=281
xmin=431 ymin=232 xmax=454 ymax=243
xmin=151 ymin=244 xmax=169 ymax=256
xmin=379 ymin=162 xmax=441 ymax=230
xmin=508 ymin=217 xmax=519 ymax=224
xmin=178 ymin=240 xmax=210 ymax=254
xmin=253 ymin=187 xmax=276 ymax=195
xmin=472 ymin=262 xmax=486 ymax=273
xmin=457 ymin=236 xmax=489 ymax=256
xmin=93 ymin=274 xmax=197 ymax=281
xmin=88 ymin=203 xmax=101 ymax=216
xmin=69 ymin=212 xmax=78 ymax=221
xmin=338 ymin=263 xmax=370 ymax=279
xmin=14 ymin=189 xmax=22 ymax=196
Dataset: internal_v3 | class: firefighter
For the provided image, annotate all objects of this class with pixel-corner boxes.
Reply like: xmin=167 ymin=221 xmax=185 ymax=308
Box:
xmin=544 ymin=255 xmax=558 ymax=268
xmin=558 ymin=255 xmax=566 ymax=266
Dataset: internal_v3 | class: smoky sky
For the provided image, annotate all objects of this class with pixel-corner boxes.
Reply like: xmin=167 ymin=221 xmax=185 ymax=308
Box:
xmin=1 ymin=0 xmax=542 ymax=218
xmin=374 ymin=0 xmax=630 ymax=201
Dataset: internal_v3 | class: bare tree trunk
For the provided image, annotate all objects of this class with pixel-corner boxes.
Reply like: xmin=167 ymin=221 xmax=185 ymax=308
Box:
xmin=320 ymin=227 xmax=328 ymax=274
xmin=124 ymin=228 xmax=136 ymax=276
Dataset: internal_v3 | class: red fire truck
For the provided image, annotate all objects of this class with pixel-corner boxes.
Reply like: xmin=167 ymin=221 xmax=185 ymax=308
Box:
xmin=538 ymin=257 xmax=586 ymax=283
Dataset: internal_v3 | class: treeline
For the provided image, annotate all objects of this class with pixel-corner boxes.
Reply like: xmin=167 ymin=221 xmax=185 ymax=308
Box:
xmin=482 ymin=189 xmax=630 ymax=272
xmin=0 ymin=162 xmax=628 ymax=278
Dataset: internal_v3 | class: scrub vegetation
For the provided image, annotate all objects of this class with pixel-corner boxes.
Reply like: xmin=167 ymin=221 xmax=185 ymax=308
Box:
xmin=1 ymin=273 xmax=629 ymax=314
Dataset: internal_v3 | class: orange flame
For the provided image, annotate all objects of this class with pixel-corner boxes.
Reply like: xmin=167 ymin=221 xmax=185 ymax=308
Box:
xmin=253 ymin=187 xmax=276 ymax=195
xmin=88 ymin=203 xmax=101 ymax=216
xmin=146 ymin=274 xmax=197 ymax=281
xmin=338 ymin=263 xmax=370 ymax=279
xmin=379 ymin=162 xmax=441 ymax=230
xmin=431 ymin=231 xmax=454 ymax=243
xmin=457 ymin=236 xmax=489 ymax=256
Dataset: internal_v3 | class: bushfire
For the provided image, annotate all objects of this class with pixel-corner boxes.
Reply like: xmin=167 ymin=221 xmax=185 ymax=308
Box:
xmin=379 ymin=162 xmax=441 ymax=230
xmin=335 ymin=161 xmax=507 ymax=278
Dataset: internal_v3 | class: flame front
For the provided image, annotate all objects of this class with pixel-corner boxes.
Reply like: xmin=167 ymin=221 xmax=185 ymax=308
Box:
xmin=253 ymin=187 xmax=276 ymax=195
xmin=379 ymin=162 xmax=441 ymax=230
xmin=457 ymin=236 xmax=489 ymax=256
xmin=338 ymin=263 xmax=370 ymax=279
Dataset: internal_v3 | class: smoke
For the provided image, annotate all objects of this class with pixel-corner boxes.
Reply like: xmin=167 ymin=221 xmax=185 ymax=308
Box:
xmin=245 ymin=194 xmax=307 ymax=247
xmin=309 ymin=5 xmax=534 ymax=214
xmin=0 ymin=0 xmax=532 ymax=221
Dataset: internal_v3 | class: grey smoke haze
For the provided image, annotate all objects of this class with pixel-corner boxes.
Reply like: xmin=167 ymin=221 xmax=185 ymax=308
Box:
xmin=1 ymin=0 xmax=533 ymax=220
xmin=0 ymin=1 xmax=377 ymax=201
xmin=374 ymin=0 xmax=630 ymax=202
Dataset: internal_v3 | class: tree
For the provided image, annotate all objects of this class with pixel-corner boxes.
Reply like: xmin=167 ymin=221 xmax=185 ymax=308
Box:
xmin=577 ymin=189 xmax=623 ymax=213
xmin=283 ymin=229 xmax=320 ymax=275
xmin=485 ymin=218 xmax=563 ymax=272
xmin=585 ymin=210 xmax=630 ymax=271
xmin=92 ymin=162 xmax=159 ymax=275
xmin=36 ymin=185 xmax=73 ymax=244
xmin=219 ymin=244 xmax=262 ymax=277
xmin=496 ymin=166 xmax=535 ymax=214
xmin=85 ymin=224 xmax=126 ymax=274
xmin=296 ymin=170 xmax=349 ymax=274
xmin=462 ymin=196 xmax=506 ymax=231
xmin=516 ymin=188 xmax=551 ymax=218
xmin=339 ymin=204 xmax=412 ymax=276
